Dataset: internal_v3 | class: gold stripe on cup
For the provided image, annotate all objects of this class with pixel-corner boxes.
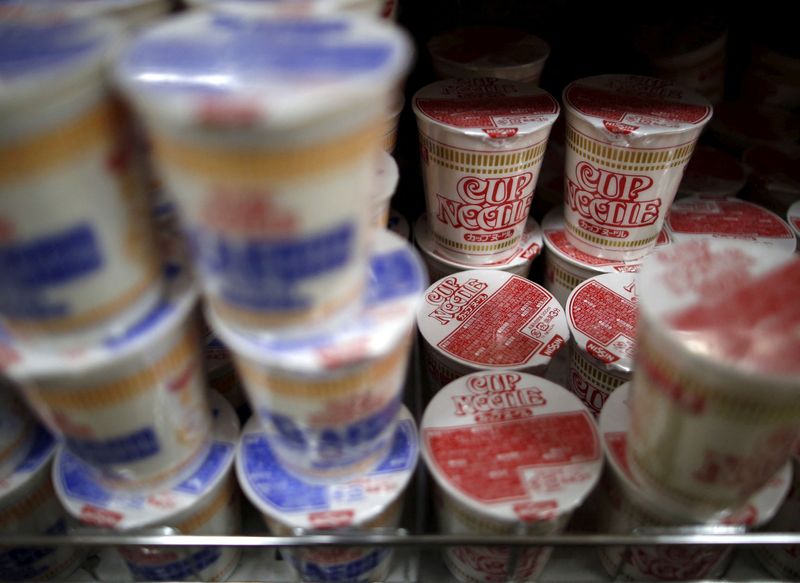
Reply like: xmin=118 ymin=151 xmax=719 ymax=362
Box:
xmin=570 ymin=346 xmax=627 ymax=393
xmin=419 ymin=134 xmax=548 ymax=173
xmin=431 ymin=232 xmax=521 ymax=254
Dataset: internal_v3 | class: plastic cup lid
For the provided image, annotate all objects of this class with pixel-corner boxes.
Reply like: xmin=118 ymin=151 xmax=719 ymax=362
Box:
xmin=373 ymin=150 xmax=399 ymax=204
xmin=638 ymin=239 xmax=800 ymax=379
xmin=417 ymin=270 xmax=569 ymax=370
xmin=237 ymin=405 xmax=417 ymax=529
xmin=412 ymin=78 xmax=559 ymax=138
xmin=665 ymin=198 xmax=796 ymax=254
xmin=53 ymin=391 xmax=239 ymax=530
xmin=427 ymin=26 xmax=550 ymax=70
xmin=208 ymin=230 xmax=427 ymax=372
xmin=420 ymin=371 xmax=602 ymax=524
xmin=788 ymin=200 xmax=800 ymax=239
xmin=565 ymin=273 xmax=638 ymax=374
xmin=563 ymin=74 xmax=712 ymax=135
xmin=115 ymin=11 xmax=413 ymax=128
xmin=600 ymin=383 xmax=791 ymax=527
xmin=542 ymin=208 xmax=671 ymax=274
xmin=678 ymin=145 xmax=745 ymax=197
xmin=415 ymin=214 xmax=543 ymax=271
xmin=0 ymin=425 xmax=56 ymax=500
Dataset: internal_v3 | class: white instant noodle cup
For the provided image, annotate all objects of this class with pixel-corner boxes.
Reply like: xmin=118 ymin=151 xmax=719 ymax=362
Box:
xmin=562 ymin=74 xmax=712 ymax=260
xmin=665 ymin=198 xmax=797 ymax=256
xmin=1 ymin=261 xmax=213 ymax=492
xmin=209 ymin=231 xmax=426 ymax=483
xmin=116 ymin=12 xmax=413 ymax=333
xmin=413 ymin=78 xmax=559 ymax=265
xmin=542 ymin=208 xmax=671 ymax=307
xmin=371 ymin=151 xmax=399 ymax=228
xmin=415 ymin=214 xmax=542 ymax=282
xmin=598 ymin=384 xmax=791 ymax=582
xmin=0 ymin=426 xmax=86 ymax=582
xmin=565 ymin=273 xmax=638 ymax=417
xmin=0 ymin=11 xmax=161 ymax=346
xmin=677 ymin=145 xmax=745 ymax=199
xmin=417 ymin=270 xmax=569 ymax=394
xmin=427 ymin=27 xmax=550 ymax=86
xmin=789 ymin=200 xmax=800 ymax=250
xmin=237 ymin=406 xmax=418 ymax=583
xmin=387 ymin=209 xmax=410 ymax=241
xmin=0 ymin=384 xmax=35 ymax=481
xmin=421 ymin=371 xmax=603 ymax=583
xmin=753 ymin=454 xmax=800 ymax=579
xmin=54 ymin=392 xmax=241 ymax=582
xmin=629 ymin=238 xmax=800 ymax=520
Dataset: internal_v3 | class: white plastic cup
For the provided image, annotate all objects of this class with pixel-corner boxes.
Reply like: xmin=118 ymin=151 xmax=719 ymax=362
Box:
xmin=237 ymin=406 xmax=418 ymax=583
xmin=413 ymin=78 xmax=559 ymax=265
xmin=421 ymin=371 xmax=603 ymax=583
xmin=789 ymin=200 xmax=800 ymax=250
xmin=371 ymin=151 xmax=399 ymax=228
xmin=53 ymin=392 xmax=241 ymax=582
xmin=0 ymin=384 xmax=36 ymax=481
xmin=417 ymin=270 xmax=569 ymax=394
xmin=562 ymin=74 xmax=712 ymax=260
xmin=209 ymin=231 xmax=426 ymax=483
xmin=565 ymin=273 xmax=638 ymax=417
xmin=629 ymin=239 xmax=800 ymax=520
xmin=116 ymin=12 xmax=413 ymax=333
xmin=677 ymin=145 xmax=745 ymax=199
xmin=0 ymin=11 xmax=161 ymax=346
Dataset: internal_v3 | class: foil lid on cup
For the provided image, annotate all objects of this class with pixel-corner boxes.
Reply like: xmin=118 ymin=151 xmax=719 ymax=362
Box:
xmin=237 ymin=405 xmax=417 ymax=529
xmin=0 ymin=425 xmax=56 ymax=502
xmin=412 ymin=78 xmax=559 ymax=139
xmin=678 ymin=145 xmax=745 ymax=198
xmin=565 ymin=273 xmax=638 ymax=375
xmin=417 ymin=270 xmax=569 ymax=371
xmin=421 ymin=371 xmax=603 ymax=524
xmin=53 ymin=392 xmax=239 ymax=530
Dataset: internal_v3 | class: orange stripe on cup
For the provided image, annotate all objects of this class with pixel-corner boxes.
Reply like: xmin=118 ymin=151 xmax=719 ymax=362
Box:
xmin=176 ymin=476 xmax=237 ymax=534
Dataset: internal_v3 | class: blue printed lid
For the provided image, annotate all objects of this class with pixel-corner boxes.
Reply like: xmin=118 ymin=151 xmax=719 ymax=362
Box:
xmin=237 ymin=405 xmax=417 ymax=529
xmin=52 ymin=392 xmax=239 ymax=530
xmin=0 ymin=425 xmax=56 ymax=500
xmin=114 ymin=11 xmax=413 ymax=128
xmin=208 ymin=230 xmax=427 ymax=372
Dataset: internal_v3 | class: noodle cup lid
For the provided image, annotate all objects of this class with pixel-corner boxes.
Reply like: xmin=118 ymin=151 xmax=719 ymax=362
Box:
xmin=427 ymin=26 xmax=550 ymax=71
xmin=565 ymin=273 xmax=638 ymax=374
xmin=416 ymin=270 xmax=569 ymax=370
xmin=601 ymin=383 xmax=791 ymax=527
xmin=412 ymin=78 xmax=559 ymax=138
xmin=638 ymin=238 xmax=800 ymax=381
xmin=373 ymin=150 xmax=399 ymax=205
xmin=788 ymin=200 xmax=800 ymax=240
xmin=420 ymin=371 xmax=603 ymax=524
xmin=0 ymin=425 xmax=56 ymax=500
xmin=415 ymin=214 xmax=543 ymax=271
xmin=563 ymin=74 xmax=712 ymax=136
xmin=115 ymin=11 xmax=413 ymax=128
xmin=237 ymin=405 xmax=417 ymax=529
xmin=542 ymin=208 xmax=671 ymax=274
xmin=53 ymin=392 xmax=239 ymax=531
xmin=208 ymin=230 xmax=427 ymax=372
xmin=665 ymin=198 xmax=796 ymax=254
xmin=678 ymin=145 xmax=745 ymax=197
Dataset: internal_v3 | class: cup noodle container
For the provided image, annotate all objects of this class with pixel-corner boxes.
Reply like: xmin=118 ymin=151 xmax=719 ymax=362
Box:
xmin=387 ymin=209 xmax=410 ymax=241
xmin=788 ymin=200 xmax=800 ymax=250
xmin=427 ymin=27 xmax=550 ymax=86
xmin=628 ymin=238 xmax=800 ymax=520
xmin=676 ymin=145 xmax=745 ymax=199
xmin=417 ymin=270 xmax=569 ymax=394
xmin=116 ymin=13 xmax=412 ymax=334
xmin=209 ymin=231 xmax=426 ymax=483
xmin=237 ymin=406 xmax=417 ymax=583
xmin=415 ymin=214 xmax=542 ymax=283
xmin=1 ymin=262 xmax=213 ymax=492
xmin=542 ymin=208 xmax=671 ymax=308
xmin=0 ymin=426 xmax=86 ymax=582
xmin=412 ymin=78 xmax=559 ymax=265
xmin=565 ymin=273 xmax=638 ymax=417
xmin=371 ymin=151 xmax=399 ymax=228
xmin=421 ymin=371 xmax=603 ymax=583
xmin=0 ymin=12 xmax=161 ymax=347
xmin=598 ymin=384 xmax=791 ymax=581
xmin=665 ymin=197 xmax=797 ymax=256
xmin=754 ymin=454 xmax=800 ymax=579
xmin=0 ymin=384 xmax=36 ymax=481
xmin=562 ymin=75 xmax=713 ymax=261
xmin=54 ymin=392 xmax=241 ymax=582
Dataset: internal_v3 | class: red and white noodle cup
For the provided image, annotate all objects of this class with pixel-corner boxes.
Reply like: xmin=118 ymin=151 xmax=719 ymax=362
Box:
xmin=421 ymin=371 xmax=603 ymax=583
xmin=565 ymin=273 xmax=638 ymax=417
xmin=562 ymin=74 xmax=712 ymax=261
xmin=788 ymin=200 xmax=800 ymax=250
xmin=629 ymin=238 xmax=800 ymax=520
xmin=677 ymin=145 xmax=745 ymax=199
xmin=416 ymin=270 xmax=569 ymax=394
xmin=753 ymin=455 xmax=800 ymax=579
xmin=412 ymin=78 xmax=559 ymax=265
xmin=599 ymin=384 xmax=791 ymax=581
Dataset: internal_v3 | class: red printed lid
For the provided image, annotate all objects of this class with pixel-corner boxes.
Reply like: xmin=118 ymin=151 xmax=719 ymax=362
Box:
xmin=565 ymin=274 xmax=638 ymax=374
xmin=427 ymin=26 xmax=549 ymax=70
xmin=412 ymin=78 xmax=559 ymax=138
xmin=600 ymin=384 xmax=791 ymax=526
xmin=678 ymin=146 xmax=745 ymax=198
xmin=563 ymin=75 xmax=712 ymax=134
xmin=665 ymin=198 xmax=796 ymax=254
xmin=421 ymin=371 xmax=603 ymax=523
xmin=416 ymin=270 xmax=569 ymax=370
xmin=638 ymin=239 xmax=800 ymax=378
xmin=788 ymin=200 xmax=800 ymax=241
